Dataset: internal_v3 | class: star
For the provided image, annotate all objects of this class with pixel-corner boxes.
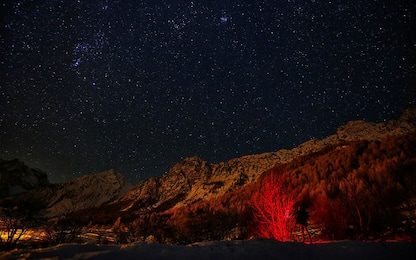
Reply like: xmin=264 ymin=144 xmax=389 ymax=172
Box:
xmin=0 ymin=0 xmax=415 ymax=184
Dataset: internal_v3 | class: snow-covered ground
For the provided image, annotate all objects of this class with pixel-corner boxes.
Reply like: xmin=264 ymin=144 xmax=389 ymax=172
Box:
xmin=1 ymin=239 xmax=415 ymax=260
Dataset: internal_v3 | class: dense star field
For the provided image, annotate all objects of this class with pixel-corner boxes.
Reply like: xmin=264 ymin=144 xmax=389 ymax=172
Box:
xmin=1 ymin=0 xmax=415 ymax=183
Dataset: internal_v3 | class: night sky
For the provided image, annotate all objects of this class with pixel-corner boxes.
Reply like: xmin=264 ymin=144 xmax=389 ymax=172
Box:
xmin=1 ymin=0 xmax=415 ymax=184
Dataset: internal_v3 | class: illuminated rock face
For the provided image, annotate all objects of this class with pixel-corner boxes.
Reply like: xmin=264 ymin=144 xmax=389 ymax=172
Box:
xmin=0 ymin=169 xmax=133 ymax=218
xmin=42 ymin=169 xmax=133 ymax=217
xmin=0 ymin=158 xmax=49 ymax=197
xmin=118 ymin=154 xmax=284 ymax=212
xmin=117 ymin=109 xmax=416 ymax=213
xmin=2 ymin=110 xmax=415 ymax=222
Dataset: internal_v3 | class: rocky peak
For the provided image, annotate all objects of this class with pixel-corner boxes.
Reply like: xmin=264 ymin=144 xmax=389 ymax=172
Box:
xmin=44 ymin=169 xmax=132 ymax=217
xmin=400 ymin=108 xmax=416 ymax=122
xmin=63 ymin=169 xmax=127 ymax=190
xmin=167 ymin=156 xmax=211 ymax=183
xmin=286 ymin=108 xmax=416 ymax=158
xmin=0 ymin=158 xmax=50 ymax=197
xmin=117 ymin=109 xmax=416 ymax=213
xmin=2 ymin=169 xmax=133 ymax=218
xmin=119 ymin=153 xmax=284 ymax=211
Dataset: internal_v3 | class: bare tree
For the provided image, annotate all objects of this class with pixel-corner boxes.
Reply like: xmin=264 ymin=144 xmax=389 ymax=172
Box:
xmin=339 ymin=173 xmax=377 ymax=239
xmin=0 ymin=199 xmax=44 ymax=250
xmin=251 ymin=173 xmax=297 ymax=241
xmin=46 ymin=199 xmax=85 ymax=245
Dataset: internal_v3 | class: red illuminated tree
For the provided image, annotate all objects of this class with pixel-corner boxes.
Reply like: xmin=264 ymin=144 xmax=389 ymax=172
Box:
xmin=251 ymin=173 xmax=296 ymax=241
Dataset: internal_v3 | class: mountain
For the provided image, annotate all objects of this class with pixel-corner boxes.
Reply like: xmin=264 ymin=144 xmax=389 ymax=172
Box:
xmin=46 ymin=169 xmax=133 ymax=218
xmin=2 ymin=169 xmax=133 ymax=218
xmin=1 ymin=109 xmax=415 ymax=245
xmin=109 ymin=109 xmax=416 ymax=215
xmin=117 ymin=153 xmax=282 ymax=213
xmin=0 ymin=158 xmax=49 ymax=197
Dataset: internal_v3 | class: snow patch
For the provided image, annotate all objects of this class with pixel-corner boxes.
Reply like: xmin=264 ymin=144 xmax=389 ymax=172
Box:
xmin=2 ymin=239 xmax=415 ymax=260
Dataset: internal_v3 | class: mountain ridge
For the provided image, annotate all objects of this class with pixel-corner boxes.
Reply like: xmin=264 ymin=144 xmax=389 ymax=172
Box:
xmin=2 ymin=169 xmax=133 ymax=218
xmin=0 ymin=158 xmax=50 ymax=197
xmin=114 ymin=109 xmax=416 ymax=212
xmin=1 ymin=109 xmax=415 ymax=221
xmin=1 ymin=109 xmax=416 ymax=245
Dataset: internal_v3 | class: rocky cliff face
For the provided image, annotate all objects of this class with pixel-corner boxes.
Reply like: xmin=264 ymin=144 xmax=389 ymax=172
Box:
xmin=119 ymin=157 xmax=212 ymax=212
xmin=118 ymin=154 xmax=278 ymax=211
xmin=117 ymin=109 xmax=416 ymax=212
xmin=6 ymin=169 xmax=133 ymax=218
xmin=0 ymin=158 xmax=49 ymax=197
xmin=3 ymin=110 xmax=415 ymax=221
xmin=47 ymin=169 xmax=133 ymax=217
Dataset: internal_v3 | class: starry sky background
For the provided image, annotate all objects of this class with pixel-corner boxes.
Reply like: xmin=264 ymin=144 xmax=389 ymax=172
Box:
xmin=1 ymin=0 xmax=415 ymax=184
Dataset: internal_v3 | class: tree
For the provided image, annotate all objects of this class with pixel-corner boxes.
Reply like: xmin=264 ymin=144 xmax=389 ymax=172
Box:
xmin=46 ymin=199 xmax=86 ymax=245
xmin=310 ymin=192 xmax=350 ymax=240
xmin=339 ymin=172 xmax=377 ymax=239
xmin=250 ymin=173 xmax=296 ymax=241
xmin=0 ymin=201 xmax=27 ymax=250
xmin=0 ymin=199 xmax=44 ymax=251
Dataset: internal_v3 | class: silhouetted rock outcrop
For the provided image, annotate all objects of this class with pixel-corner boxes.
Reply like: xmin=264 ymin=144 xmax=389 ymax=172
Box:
xmin=0 ymin=158 xmax=49 ymax=197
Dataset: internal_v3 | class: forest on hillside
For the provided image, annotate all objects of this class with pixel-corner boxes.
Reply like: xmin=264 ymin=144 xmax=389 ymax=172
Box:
xmin=1 ymin=134 xmax=416 ymax=249
xmin=105 ymin=134 xmax=416 ymax=244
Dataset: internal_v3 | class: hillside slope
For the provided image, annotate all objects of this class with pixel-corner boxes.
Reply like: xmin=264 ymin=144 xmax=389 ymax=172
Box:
xmin=153 ymin=133 xmax=416 ymax=243
xmin=107 ymin=109 xmax=416 ymax=217
xmin=1 ymin=110 xmax=415 ymax=245
xmin=2 ymin=169 xmax=133 ymax=218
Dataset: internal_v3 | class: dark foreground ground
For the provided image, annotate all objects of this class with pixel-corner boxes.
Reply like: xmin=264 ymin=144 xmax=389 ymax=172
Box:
xmin=1 ymin=239 xmax=416 ymax=260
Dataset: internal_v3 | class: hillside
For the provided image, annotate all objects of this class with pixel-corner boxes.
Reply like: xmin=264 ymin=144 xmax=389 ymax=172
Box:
xmin=89 ymin=109 xmax=416 ymax=221
xmin=164 ymin=133 xmax=416 ymax=243
xmin=69 ymin=110 xmax=416 ymax=244
xmin=1 ymin=109 xmax=415 ymax=248
xmin=1 ymin=169 xmax=133 ymax=218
